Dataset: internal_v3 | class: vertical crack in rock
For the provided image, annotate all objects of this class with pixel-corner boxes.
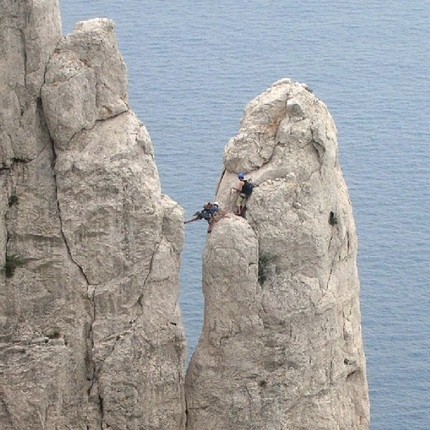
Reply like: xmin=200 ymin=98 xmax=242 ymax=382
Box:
xmin=19 ymin=29 xmax=28 ymax=82
xmin=53 ymin=167 xmax=91 ymax=286
xmin=136 ymin=240 xmax=160 ymax=310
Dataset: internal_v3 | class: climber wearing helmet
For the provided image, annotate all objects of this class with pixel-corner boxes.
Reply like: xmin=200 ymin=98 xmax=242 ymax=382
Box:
xmin=184 ymin=202 xmax=220 ymax=233
xmin=208 ymin=201 xmax=230 ymax=232
xmin=232 ymin=173 xmax=247 ymax=217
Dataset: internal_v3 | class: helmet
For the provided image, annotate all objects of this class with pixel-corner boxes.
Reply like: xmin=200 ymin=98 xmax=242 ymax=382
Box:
xmin=237 ymin=173 xmax=245 ymax=179
xmin=213 ymin=201 xmax=219 ymax=207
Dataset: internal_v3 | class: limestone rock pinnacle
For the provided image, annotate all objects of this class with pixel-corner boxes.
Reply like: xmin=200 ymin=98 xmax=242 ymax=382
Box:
xmin=1 ymin=3 xmax=186 ymax=429
xmin=185 ymin=78 xmax=370 ymax=429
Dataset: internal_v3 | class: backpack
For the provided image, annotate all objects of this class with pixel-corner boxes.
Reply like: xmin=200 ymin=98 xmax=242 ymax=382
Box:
xmin=241 ymin=180 xmax=254 ymax=197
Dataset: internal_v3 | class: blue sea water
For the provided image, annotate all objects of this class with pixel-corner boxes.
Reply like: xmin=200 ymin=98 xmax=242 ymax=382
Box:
xmin=60 ymin=1 xmax=430 ymax=428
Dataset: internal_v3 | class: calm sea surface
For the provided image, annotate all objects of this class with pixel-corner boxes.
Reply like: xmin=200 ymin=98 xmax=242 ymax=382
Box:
xmin=60 ymin=1 xmax=430 ymax=428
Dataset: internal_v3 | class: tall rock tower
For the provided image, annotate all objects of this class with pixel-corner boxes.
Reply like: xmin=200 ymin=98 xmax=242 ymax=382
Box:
xmin=185 ymin=79 xmax=370 ymax=429
xmin=0 ymin=2 xmax=186 ymax=429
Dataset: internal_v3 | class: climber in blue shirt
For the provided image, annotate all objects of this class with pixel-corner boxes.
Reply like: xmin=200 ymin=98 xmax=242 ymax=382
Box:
xmin=184 ymin=202 xmax=220 ymax=233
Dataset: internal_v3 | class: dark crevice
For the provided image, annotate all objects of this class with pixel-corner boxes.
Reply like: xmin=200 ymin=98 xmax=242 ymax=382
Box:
xmin=329 ymin=211 xmax=338 ymax=226
xmin=326 ymin=267 xmax=334 ymax=292
xmin=98 ymin=394 xmax=104 ymax=423
xmin=20 ymin=29 xmax=28 ymax=83
xmin=51 ymin=138 xmax=90 ymax=285
xmin=56 ymin=202 xmax=91 ymax=285
xmin=136 ymin=241 xmax=160 ymax=308
xmin=309 ymin=127 xmax=326 ymax=165
xmin=94 ymin=107 xmax=129 ymax=124
xmin=346 ymin=370 xmax=358 ymax=380
xmin=214 ymin=167 xmax=226 ymax=197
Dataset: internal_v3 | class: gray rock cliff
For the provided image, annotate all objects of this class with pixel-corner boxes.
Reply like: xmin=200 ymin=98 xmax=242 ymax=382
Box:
xmin=1 ymin=2 xmax=186 ymax=429
xmin=1 ymin=1 xmax=369 ymax=429
xmin=185 ymin=79 xmax=370 ymax=429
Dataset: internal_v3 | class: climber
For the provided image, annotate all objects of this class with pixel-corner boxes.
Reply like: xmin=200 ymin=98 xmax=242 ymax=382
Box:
xmin=231 ymin=173 xmax=254 ymax=218
xmin=184 ymin=202 xmax=219 ymax=233
xmin=208 ymin=201 xmax=229 ymax=232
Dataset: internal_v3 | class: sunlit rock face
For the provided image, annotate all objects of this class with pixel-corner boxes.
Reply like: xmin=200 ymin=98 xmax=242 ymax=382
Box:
xmin=185 ymin=79 xmax=370 ymax=430
xmin=1 ymin=1 xmax=369 ymax=428
xmin=1 ymin=3 xmax=186 ymax=429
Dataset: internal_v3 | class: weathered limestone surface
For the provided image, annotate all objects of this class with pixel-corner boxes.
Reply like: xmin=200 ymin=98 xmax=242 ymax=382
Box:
xmin=185 ymin=79 xmax=370 ymax=429
xmin=0 ymin=0 xmax=61 ymax=167
xmin=1 ymin=4 xmax=186 ymax=430
xmin=1 ymin=1 xmax=369 ymax=428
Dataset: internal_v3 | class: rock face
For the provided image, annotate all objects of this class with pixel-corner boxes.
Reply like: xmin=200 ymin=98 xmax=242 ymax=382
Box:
xmin=185 ymin=79 xmax=370 ymax=429
xmin=1 ymin=3 xmax=186 ymax=430
xmin=1 ymin=1 xmax=369 ymax=429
